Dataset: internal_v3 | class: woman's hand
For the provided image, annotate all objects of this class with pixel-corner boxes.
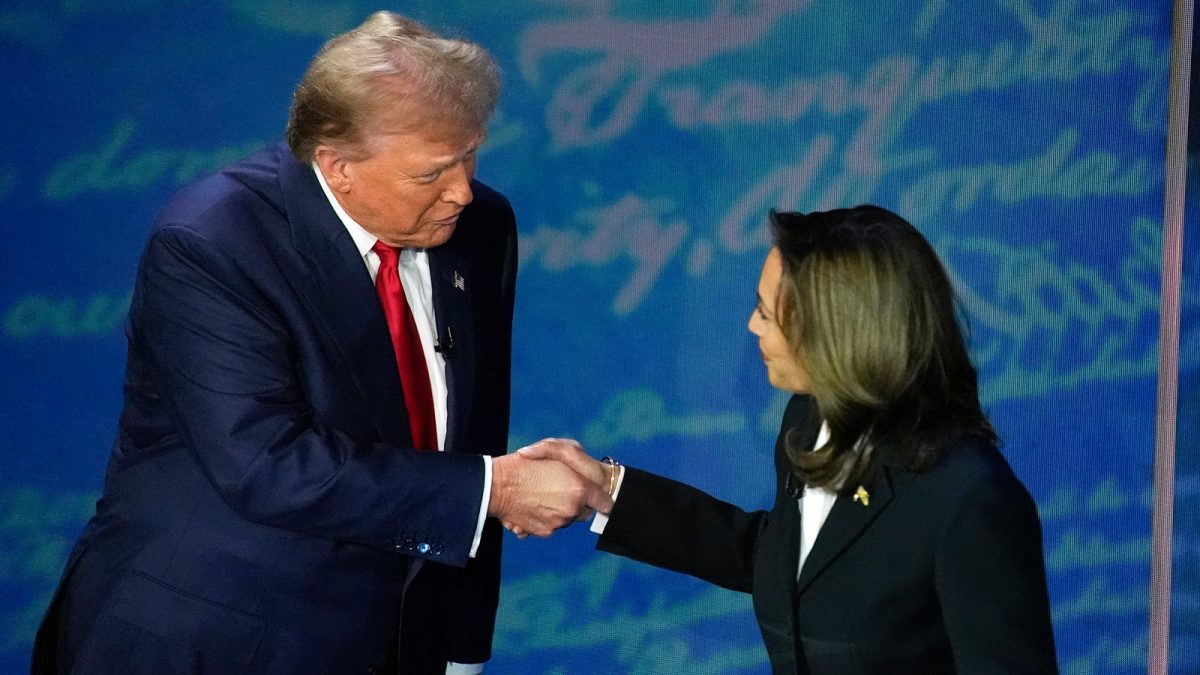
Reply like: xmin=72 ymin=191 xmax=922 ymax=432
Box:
xmin=502 ymin=438 xmax=609 ymax=537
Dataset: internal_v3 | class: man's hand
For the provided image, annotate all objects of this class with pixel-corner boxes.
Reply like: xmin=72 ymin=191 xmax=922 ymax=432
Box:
xmin=517 ymin=437 xmax=607 ymax=488
xmin=488 ymin=444 xmax=613 ymax=538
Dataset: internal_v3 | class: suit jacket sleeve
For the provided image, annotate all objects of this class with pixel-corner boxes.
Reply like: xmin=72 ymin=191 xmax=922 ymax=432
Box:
xmin=934 ymin=461 xmax=1058 ymax=672
xmin=597 ymin=466 xmax=766 ymax=593
xmin=132 ymin=223 xmax=485 ymax=565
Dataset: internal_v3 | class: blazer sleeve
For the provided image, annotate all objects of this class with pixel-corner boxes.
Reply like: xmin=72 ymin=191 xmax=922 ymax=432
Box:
xmin=933 ymin=462 xmax=1059 ymax=673
xmin=596 ymin=466 xmax=767 ymax=593
xmin=132 ymin=224 xmax=485 ymax=565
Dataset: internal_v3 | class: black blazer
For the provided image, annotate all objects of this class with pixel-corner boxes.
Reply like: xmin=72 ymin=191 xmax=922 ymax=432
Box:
xmin=599 ymin=395 xmax=1058 ymax=674
xmin=33 ymin=144 xmax=516 ymax=674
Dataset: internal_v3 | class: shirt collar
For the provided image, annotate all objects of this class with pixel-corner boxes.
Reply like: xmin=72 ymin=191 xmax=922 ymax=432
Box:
xmin=312 ymin=162 xmax=382 ymax=261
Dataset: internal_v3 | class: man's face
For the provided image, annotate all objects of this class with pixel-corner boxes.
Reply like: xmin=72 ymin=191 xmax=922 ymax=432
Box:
xmin=319 ymin=117 xmax=486 ymax=249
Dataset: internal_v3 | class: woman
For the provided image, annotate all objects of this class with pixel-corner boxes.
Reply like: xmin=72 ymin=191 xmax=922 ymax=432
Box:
xmin=522 ymin=206 xmax=1058 ymax=674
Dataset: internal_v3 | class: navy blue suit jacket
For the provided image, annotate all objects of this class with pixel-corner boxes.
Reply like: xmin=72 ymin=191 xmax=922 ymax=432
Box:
xmin=33 ymin=144 xmax=517 ymax=674
xmin=599 ymin=395 xmax=1058 ymax=674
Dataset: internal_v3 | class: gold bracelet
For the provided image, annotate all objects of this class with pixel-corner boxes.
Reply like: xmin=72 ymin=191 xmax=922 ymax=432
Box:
xmin=600 ymin=456 xmax=620 ymax=496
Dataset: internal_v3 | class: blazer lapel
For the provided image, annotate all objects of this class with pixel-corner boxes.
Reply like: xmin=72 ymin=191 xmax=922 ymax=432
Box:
xmin=795 ymin=465 xmax=895 ymax=596
xmin=428 ymin=245 xmax=475 ymax=454
xmin=772 ymin=396 xmax=819 ymax=598
xmin=277 ymin=150 xmax=410 ymax=444
xmin=776 ymin=486 xmax=803 ymax=598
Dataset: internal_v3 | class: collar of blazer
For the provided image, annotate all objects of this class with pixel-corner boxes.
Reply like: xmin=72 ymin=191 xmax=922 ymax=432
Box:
xmin=276 ymin=146 xmax=476 ymax=451
xmin=427 ymin=245 xmax=475 ymax=453
xmin=779 ymin=400 xmax=898 ymax=597
xmin=794 ymin=464 xmax=895 ymax=596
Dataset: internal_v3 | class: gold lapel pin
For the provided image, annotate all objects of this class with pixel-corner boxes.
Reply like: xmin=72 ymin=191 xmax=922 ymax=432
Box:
xmin=852 ymin=485 xmax=870 ymax=507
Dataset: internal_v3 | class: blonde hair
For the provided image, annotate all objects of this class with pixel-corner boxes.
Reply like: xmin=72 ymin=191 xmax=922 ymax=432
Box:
xmin=285 ymin=11 xmax=500 ymax=161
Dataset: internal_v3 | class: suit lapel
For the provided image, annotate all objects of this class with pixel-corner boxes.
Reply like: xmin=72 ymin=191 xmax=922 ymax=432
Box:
xmin=795 ymin=465 xmax=895 ymax=596
xmin=428 ymin=245 xmax=475 ymax=454
xmin=277 ymin=150 xmax=410 ymax=444
xmin=776 ymin=485 xmax=803 ymax=598
xmin=771 ymin=396 xmax=818 ymax=602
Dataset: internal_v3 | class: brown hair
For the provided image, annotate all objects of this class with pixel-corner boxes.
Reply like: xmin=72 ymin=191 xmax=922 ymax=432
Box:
xmin=770 ymin=206 xmax=996 ymax=492
xmin=285 ymin=11 xmax=500 ymax=162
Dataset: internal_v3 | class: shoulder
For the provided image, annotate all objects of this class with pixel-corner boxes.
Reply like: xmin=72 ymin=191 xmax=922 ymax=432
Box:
xmin=137 ymin=145 xmax=308 ymax=290
xmin=894 ymin=435 xmax=1034 ymax=510
xmin=875 ymin=438 xmax=1047 ymax=576
xmin=153 ymin=144 xmax=292 ymax=242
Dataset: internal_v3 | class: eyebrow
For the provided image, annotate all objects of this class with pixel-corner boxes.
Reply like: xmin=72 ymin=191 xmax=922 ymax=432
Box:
xmin=426 ymin=136 xmax=488 ymax=175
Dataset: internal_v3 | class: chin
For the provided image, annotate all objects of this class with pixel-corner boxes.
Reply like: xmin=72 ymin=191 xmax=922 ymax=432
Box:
xmin=768 ymin=373 xmax=807 ymax=394
xmin=398 ymin=225 xmax=456 ymax=249
xmin=427 ymin=224 xmax=458 ymax=248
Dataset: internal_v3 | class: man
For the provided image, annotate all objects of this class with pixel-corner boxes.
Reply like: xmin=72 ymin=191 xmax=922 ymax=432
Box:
xmin=32 ymin=12 xmax=609 ymax=675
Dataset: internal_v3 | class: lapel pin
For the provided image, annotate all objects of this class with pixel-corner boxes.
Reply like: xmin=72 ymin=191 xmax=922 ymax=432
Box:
xmin=453 ymin=271 xmax=466 ymax=291
xmin=853 ymin=485 xmax=870 ymax=507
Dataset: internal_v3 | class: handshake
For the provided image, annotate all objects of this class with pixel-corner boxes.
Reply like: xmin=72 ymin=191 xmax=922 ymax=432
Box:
xmin=486 ymin=438 xmax=614 ymax=538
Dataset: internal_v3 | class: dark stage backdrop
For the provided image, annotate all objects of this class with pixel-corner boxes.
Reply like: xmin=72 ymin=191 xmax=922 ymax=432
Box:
xmin=0 ymin=1 xmax=1192 ymax=673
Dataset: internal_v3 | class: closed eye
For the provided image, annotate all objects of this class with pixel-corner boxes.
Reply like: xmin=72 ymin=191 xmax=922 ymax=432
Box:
xmin=417 ymin=149 xmax=478 ymax=185
xmin=415 ymin=169 xmax=442 ymax=184
xmin=754 ymin=295 xmax=770 ymax=321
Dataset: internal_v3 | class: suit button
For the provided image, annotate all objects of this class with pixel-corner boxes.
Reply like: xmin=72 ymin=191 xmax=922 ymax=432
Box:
xmin=431 ymin=544 xmax=443 ymax=555
xmin=417 ymin=542 xmax=431 ymax=554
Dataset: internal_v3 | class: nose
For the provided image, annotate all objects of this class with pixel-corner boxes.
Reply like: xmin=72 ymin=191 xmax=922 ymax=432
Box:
xmin=441 ymin=162 xmax=474 ymax=207
xmin=748 ymin=309 xmax=763 ymax=336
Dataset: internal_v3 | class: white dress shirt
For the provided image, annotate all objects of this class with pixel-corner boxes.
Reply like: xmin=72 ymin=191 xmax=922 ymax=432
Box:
xmin=798 ymin=423 xmax=837 ymax=576
xmin=313 ymin=165 xmax=490 ymax=675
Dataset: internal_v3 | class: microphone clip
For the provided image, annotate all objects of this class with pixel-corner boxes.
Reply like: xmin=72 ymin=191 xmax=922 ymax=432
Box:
xmin=434 ymin=325 xmax=455 ymax=356
xmin=785 ymin=473 xmax=803 ymax=499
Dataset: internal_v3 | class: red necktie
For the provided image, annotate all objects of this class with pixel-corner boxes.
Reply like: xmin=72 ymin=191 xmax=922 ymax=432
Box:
xmin=372 ymin=241 xmax=438 ymax=451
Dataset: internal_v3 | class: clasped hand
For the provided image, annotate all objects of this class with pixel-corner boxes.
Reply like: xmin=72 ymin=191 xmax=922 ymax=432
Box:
xmin=486 ymin=438 xmax=610 ymax=538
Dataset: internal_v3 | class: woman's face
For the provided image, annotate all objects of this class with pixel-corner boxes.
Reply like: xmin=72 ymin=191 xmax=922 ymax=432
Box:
xmin=748 ymin=248 xmax=810 ymax=393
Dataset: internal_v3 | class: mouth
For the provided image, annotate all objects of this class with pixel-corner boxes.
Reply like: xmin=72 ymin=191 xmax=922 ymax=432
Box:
xmin=433 ymin=213 xmax=462 ymax=226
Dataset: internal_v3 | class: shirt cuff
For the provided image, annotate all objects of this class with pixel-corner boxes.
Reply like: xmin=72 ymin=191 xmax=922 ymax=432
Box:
xmin=469 ymin=455 xmax=492 ymax=558
xmin=446 ymin=661 xmax=485 ymax=675
xmin=589 ymin=464 xmax=626 ymax=535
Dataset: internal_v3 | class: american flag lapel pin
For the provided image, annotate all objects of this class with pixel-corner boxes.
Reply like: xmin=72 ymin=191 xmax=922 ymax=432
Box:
xmin=453 ymin=271 xmax=466 ymax=291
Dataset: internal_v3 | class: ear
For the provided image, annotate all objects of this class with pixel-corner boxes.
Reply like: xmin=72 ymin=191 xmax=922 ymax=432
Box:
xmin=313 ymin=145 xmax=352 ymax=193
